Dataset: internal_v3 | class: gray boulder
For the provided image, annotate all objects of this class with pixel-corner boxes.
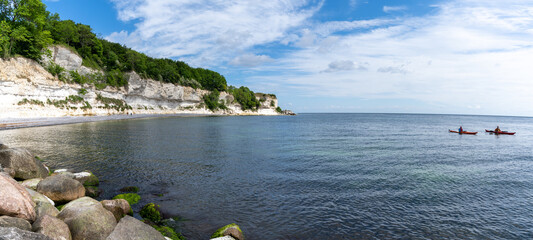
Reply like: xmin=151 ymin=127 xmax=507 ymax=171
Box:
xmin=58 ymin=197 xmax=117 ymax=240
xmin=0 ymin=226 xmax=52 ymax=240
xmin=0 ymin=143 xmax=8 ymax=150
xmin=0 ymin=216 xmax=31 ymax=231
xmin=73 ymin=171 xmax=99 ymax=186
xmin=35 ymin=201 xmax=60 ymax=218
xmin=0 ymin=173 xmax=36 ymax=221
xmin=21 ymin=178 xmax=43 ymax=190
xmin=33 ymin=215 xmax=72 ymax=240
xmin=2 ymin=167 xmax=15 ymax=178
xmin=106 ymin=215 xmax=166 ymax=240
xmin=0 ymin=148 xmax=48 ymax=180
xmin=101 ymin=199 xmax=131 ymax=222
xmin=37 ymin=175 xmax=85 ymax=202
xmin=26 ymin=188 xmax=56 ymax=206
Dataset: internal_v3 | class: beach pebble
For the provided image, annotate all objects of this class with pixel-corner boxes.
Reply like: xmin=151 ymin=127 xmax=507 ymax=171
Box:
xmin=0 ymin=148 xmax=49 ymax=180
xmin=0 ymin=173 xmax=36 ymax=221
xmin=101 ymin=199 xmax=131 ymax=222
xmin=106 ymin=215 xmax=166 ymax=240
xmin=32 ymin=215 xmax=72 ymax=240
xmin=57 ymin=197 xmax=116 ymax=240
xmin=0 ymin=216 xmax=32 ymax=231
xmin=37 ymin=175 xmax=85 ymax=203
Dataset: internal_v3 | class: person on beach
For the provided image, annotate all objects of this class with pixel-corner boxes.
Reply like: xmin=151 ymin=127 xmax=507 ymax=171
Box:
xmin=459 ymin=126 xmax=463 ymax=133
xmin=495 ymin=126 xmax=501 ymax=133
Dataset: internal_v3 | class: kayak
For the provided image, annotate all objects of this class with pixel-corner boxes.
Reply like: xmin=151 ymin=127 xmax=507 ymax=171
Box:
xmin=449 ymin=130 xmax=478 ymax=135
xmin=485 ymin=130 xmax=516 ymax=135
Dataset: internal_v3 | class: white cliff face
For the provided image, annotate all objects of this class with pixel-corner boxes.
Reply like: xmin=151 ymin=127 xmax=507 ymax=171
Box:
xmin=0 ymin=46 xmax=281 ymax=118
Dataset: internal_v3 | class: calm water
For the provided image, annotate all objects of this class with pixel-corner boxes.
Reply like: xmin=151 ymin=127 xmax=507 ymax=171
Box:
xmin=1 ymin=113 xmax=533 ymax=239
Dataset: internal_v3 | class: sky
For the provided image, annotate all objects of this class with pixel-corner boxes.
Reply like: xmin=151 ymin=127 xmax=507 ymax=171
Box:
xmin=43 ymin=0 xmax=533 ymax=116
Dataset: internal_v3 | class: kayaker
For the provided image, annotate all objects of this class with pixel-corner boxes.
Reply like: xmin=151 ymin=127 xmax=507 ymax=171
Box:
xmin=459 ymin=126 xmax=463 ymax=133
xmin=495 ymin=126 xmax=501 ymax=133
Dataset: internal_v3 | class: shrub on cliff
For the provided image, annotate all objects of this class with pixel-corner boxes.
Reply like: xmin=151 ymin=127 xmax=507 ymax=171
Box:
xmin=228 ymin=86 xmax=261 ymax=111
xmin=203 ymin=90 xmax=227 ymax=112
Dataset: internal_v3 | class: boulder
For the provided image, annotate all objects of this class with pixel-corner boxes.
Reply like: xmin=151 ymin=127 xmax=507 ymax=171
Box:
xmin=0 ymin=148 xmax=49 ymax=180
xmin=0 ymin=173 xmax=36 ymax=221
xmin=0 ymin=216 xmax=31 ymax=231
xmin=101 ymin=199 xmax=131 ymax=222
xmin=57 ymin=197 xmax=117 ymax=240
xmin=35 ymin=201 xmax=60 ymax=218
xmin=21 ymin=178 xmax=43 ymax=190
xmin=211 ymin=223 xmax=244 ymax=240
xmin=51 ymin=171 xmax=75 ymax=179
xmin=0 ymin=143 xmax=8 ymax=150
xmin=106 ymin=216 xmax=166 ymax=240
xmin=73 ymin=171 xmax=99 ymax=186
xmin=0 ymin=227 xmax=53 ymax=240
xmin=85 ymin=186 xmax=101 ymax=198
xmin=26 ymin=188 xmax=56 ymax=206
xmin=210 ymin=237 xmax=236 ymax=240
xmin=3 ymin=168 xmax=15 ymax=178
xmin=37 ymin=175 xmax=85 ymax=202
xmin=33 ymin=215 xmax=72 ymax=240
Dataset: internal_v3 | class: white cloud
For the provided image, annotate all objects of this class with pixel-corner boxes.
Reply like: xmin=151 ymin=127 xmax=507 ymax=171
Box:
xmin=383 ymin=6 xmax=407 ymax=13
xmin=322 ymin=60 xmax=367 ymax=73
xmin=230 ymin=54 xmax=273 ymax=68
xmin=245 ymin=0 xmax=533 ymax=115
xmin=107 ymin=0 xmax=320 ymax=67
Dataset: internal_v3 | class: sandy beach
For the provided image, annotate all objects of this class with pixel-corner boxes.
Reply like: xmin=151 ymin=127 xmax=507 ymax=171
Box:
xmin=0 ymin=113 xmax=212 ymax=130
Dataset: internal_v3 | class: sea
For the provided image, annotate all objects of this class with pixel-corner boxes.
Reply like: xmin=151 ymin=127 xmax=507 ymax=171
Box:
xmin=1 ymin=113 xmax=533 ymax=239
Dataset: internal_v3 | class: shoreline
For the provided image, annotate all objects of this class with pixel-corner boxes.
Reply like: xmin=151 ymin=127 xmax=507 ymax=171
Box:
xmin=0 ymin=113 xmax=214 ymax=131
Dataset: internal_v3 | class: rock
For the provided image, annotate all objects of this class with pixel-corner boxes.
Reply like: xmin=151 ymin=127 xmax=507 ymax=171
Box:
xmin=139 ymin=203 xmax=162 ymax=223
xmin=35 ymin=201 xmax=60 ymax=218
xmin=211 ymin=223 xmax=244 ymax=240
xmin=33 ymin=215 xmax=72 ymax=240
xmin=0 ymin=148 xmax=49 ymax=180
xmin=73 ymin=171 xmax=99 ymax=186
xmin=0 ymin=173 xmax=36 ymax=221
xmin=101 ymin=199 xmax=131 ymax=222
xmin=119 ymin=186 xmax=139 ymax=193
xmin=0 ymin=227 xmax=53 ymax=240
xmin=3 ymin=168 xmax=15 ymax=178
xmin=112 ymin=193 xmax=140 ymax=206
xmin=51 ymin=171 xmax=75 ymax=179
xmin=0 ymin=216 xmax=31 ymax=231
xmin=0 ymin=143 xmax=8 ymax=150
xmin=210 ymin=237 xmax=236 ymax=240
xmin=21 ymin=178 xmax=43 ymax=190
xmin=57 ymin=197 xmax=117 ymax=240
xmin=26 ymin=188 xmax=56 ymax=206
xmin=37 ymin=175 xmax=85 ymax=202
xmin=85 ymin=186 xmax=101 ymax=198
xmin=106 ymin=216 xmax=166 ymax=240
xmin=43 ymin=45 xmax=83 ymax=71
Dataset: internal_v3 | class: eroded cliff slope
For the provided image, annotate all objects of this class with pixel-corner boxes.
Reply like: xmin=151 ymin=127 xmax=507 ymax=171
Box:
xmin=0 ymin=46 xmax=280 ymax=118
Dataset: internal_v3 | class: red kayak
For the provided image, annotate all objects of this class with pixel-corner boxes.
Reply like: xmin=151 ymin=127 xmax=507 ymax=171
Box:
xmin=485 ymin=130 xmax=516 ymax=135
xmin=449 ymin=130 xmax=478 ymax=135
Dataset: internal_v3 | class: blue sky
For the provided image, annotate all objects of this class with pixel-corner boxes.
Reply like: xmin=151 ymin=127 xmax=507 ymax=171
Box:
xmin=44 ymin=0 xmax=533 ymax=116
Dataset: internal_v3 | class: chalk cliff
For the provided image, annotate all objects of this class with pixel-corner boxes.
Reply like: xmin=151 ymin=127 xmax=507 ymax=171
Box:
xmin=0 ymin=46 xmax=280 ymax=118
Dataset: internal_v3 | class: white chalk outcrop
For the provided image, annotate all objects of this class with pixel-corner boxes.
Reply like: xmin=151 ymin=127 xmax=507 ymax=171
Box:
xmin=0 ymin=45 xmax=281 ymax=118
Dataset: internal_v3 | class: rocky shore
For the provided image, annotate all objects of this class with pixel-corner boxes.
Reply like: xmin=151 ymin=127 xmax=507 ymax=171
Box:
xmin=0 ymin=143 xmax=244 ymax=240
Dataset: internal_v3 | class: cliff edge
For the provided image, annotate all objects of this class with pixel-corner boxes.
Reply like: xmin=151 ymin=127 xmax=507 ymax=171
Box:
xmin=0 ymin=46 xmax=283 ymax=118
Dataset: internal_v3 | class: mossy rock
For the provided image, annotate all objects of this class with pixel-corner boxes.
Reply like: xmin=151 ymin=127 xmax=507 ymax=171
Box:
xmin=112 ymin=193 xmax=140 ymax=206
xmin=85 ymin=186 xmax=101 ymax=198
xmin=153 ymin=225 xmax=185 ymax=240
xmin=140 ymin=203 xmax=162 ymax=223
xmin=211 ymin=223 xmax=244 ymax=240
xmin=120 ymin=186 xmax=139 ymax=193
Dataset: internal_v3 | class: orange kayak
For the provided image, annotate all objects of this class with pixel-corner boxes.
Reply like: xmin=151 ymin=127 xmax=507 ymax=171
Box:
xmin=485 ymin=130 xmax=516 ymax=135
xmin=449 ymin=130 xmax=477 ymax=135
